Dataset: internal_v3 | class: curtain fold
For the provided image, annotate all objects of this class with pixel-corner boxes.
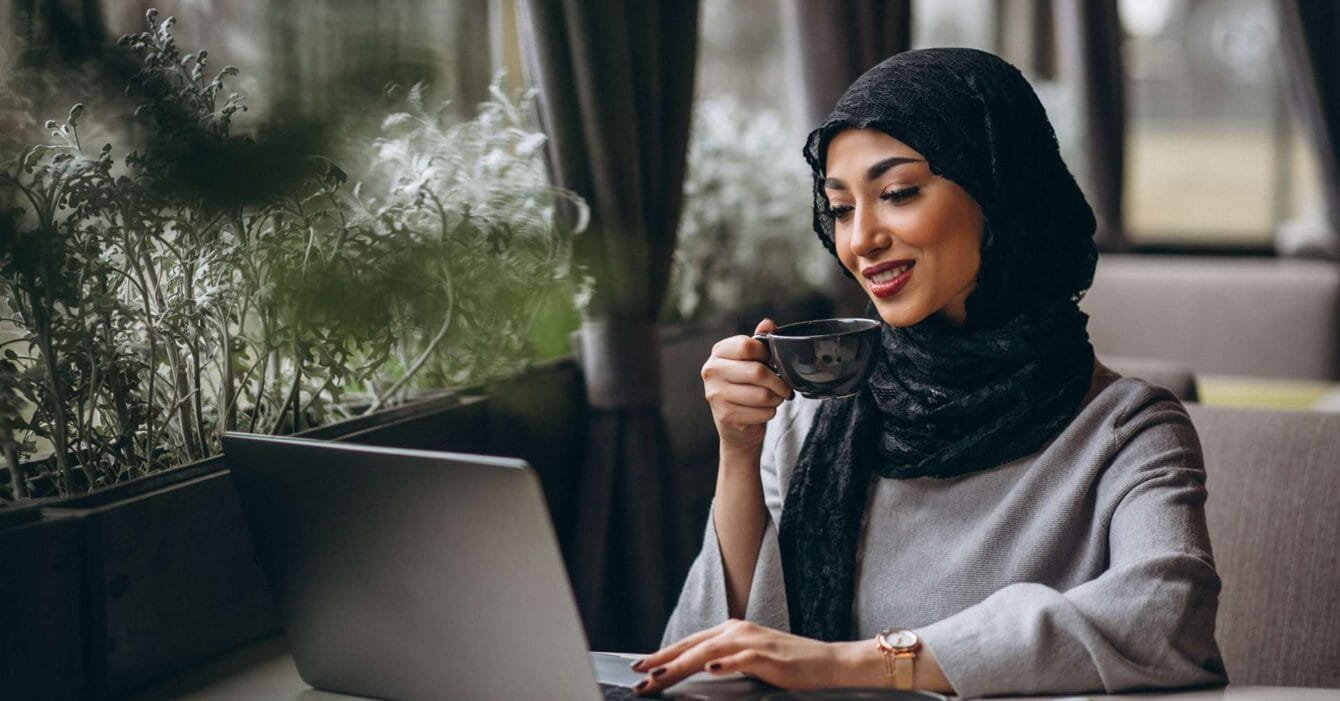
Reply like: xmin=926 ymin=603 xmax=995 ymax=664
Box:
xmin=517 ymin=0 xmax=699 ymax=651
xmin=1057 ymin=0 xmax=1127 ymax=251
xmin=1278 ymin=0 xmax=1340 ymax=258
xmin=783 ymin=0 xmax=912 ymax=129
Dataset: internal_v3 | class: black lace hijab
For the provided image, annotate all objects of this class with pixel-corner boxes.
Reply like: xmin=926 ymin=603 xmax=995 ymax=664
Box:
xmin=777 ymin=48 xmax=1099 ymax=641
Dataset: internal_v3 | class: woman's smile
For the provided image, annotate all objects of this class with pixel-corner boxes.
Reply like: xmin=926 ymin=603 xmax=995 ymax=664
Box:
xmin=862 ymin=260 xmax=916 ymax=298
xmin=862 ymin=259 xmax=915 ymax=298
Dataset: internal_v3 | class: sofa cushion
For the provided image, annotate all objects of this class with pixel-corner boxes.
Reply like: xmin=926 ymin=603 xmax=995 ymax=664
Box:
xmin=1187 ymin=404 xmax=1340 ymax=688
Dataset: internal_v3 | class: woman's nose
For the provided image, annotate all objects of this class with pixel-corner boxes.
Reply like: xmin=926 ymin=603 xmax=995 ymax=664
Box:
xmin=848 ymin=204 xmax=889 ymax=257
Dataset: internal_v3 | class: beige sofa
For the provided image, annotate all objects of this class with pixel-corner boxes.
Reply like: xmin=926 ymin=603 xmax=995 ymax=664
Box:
xmin=1103 ymin=354 xmax=1199 ymax=401
xmin=1083 ymin=256 xmax=1340 ymax=381
xmin=1188 ymin=404 xmax=1340 ymax=688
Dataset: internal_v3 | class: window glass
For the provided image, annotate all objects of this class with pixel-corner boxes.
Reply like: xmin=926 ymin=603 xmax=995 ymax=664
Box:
xmin=915 ymin=0 xmax=1321 ymax=249
xmin=1121 ymin=0 xmax=1321 ymax=246
xmin=97 ymin=0 xmax=493 ymax=119
xmin=913 ymin=0 xmax=997 ymax=49
xmin=696 ymin=0 xmax=800 ymax=137
xmin=670 ymin=0 xmax=827 ymax=321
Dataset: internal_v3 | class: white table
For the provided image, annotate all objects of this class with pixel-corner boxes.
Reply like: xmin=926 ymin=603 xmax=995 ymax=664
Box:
xmin=123 ymin=636 xmax=1340 ymax=701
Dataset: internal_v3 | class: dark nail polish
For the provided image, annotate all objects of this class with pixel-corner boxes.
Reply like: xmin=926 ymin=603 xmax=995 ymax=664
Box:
xmin=706 ymin=661 xmax=722 ymax=672
xmin=651 ymin=666 xmax=667 ymax=678
xmin=635 ymin=679 xmax=649 ymax=691
xmin=629 ymin=658 xmax=645 ymax=671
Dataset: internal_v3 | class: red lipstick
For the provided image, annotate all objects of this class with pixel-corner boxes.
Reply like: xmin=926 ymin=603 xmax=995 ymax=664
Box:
xmin=862 ymin=259 xmax=915 ymax=299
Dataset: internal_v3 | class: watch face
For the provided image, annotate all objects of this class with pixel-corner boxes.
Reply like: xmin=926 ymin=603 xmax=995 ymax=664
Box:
xmin=888 ymin=630 xmax=919 ymax=649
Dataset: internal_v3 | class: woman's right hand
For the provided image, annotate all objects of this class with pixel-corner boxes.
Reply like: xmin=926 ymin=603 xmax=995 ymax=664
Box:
xmin=701 ymin=318 xmax=794 ymax=455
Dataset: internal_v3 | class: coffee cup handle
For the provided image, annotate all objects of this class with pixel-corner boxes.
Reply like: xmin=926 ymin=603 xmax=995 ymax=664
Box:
xmin=751 ymin=333 xmax=781 ymax=374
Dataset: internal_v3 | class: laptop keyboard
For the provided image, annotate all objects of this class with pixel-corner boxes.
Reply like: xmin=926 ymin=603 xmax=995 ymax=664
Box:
xmin=599 ymin=682 xmax=639 ymax=700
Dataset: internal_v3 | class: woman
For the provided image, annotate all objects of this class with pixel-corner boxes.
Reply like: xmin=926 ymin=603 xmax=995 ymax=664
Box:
xmin=631 ymin=49 xmax=1227 ymax=697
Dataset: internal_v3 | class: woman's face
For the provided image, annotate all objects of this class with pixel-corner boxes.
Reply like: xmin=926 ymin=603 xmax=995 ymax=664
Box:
xmin=823 ymin=128 xmax=984 ymax=327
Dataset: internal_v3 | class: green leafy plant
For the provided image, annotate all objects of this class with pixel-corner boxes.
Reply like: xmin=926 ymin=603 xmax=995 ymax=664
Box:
xmin=668 ymin=96 xmax=832 ymax=321
xmin=0 ymin=10 xmax=585 ymax=501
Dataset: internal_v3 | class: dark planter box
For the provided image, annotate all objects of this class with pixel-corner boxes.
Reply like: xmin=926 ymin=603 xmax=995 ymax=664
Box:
xmin=0 ymin=507 xmax=85 ymax=700
xmin=0 ymin=358 xmax=587 ymax=700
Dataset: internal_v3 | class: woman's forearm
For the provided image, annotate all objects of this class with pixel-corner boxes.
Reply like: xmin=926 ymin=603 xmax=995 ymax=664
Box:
xmin=713 ymin=442 xmax=770 ymax=618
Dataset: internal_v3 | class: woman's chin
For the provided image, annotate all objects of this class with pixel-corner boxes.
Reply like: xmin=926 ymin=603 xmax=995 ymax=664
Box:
xmin=869 ymin=299 xmax=930 ymax=328
xmin=865 ymin=291 xmax=969 ymax=329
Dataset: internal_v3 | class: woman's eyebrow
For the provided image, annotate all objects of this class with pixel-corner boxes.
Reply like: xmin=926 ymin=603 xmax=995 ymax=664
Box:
xmin=823 ymin=156 xmax=925 ymax=191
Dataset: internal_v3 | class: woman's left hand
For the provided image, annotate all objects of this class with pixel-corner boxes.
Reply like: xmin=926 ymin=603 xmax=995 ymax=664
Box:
xmin=629 ymin=619 xmax=877 ymax=696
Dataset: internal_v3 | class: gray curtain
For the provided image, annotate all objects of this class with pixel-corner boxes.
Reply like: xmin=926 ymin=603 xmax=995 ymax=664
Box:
xmin=784 ymin=0 xmax=911 ymax=129
xmin=1057 ymin=0 xmax=1127 ymax=251
xmin=517 ymin=0 xmax=699 ymax=651
xmin=1278 ymin=0 xmax=1340 ymax=257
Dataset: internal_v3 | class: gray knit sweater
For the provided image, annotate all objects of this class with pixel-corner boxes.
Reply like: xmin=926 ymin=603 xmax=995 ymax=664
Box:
xmin=663 ymin=371 xmax=1228 ymax=698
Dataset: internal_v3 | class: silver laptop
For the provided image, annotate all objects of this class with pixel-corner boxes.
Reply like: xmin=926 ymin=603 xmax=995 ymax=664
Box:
xmin=222 ymin=432 xmax=771 ymax=701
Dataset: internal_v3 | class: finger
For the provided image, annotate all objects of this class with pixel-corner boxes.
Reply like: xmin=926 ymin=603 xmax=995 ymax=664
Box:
xmin=638 ymin=625 xmax=757 ymax=695
xmin=711 ymin=334 xmax=770 ymax=363
xmin=704 ymin=647 xmax=773 ymax=678
xmin=709 ymin=380 xmax=787 ymax=410
xmin=753 ymin=317 xmax=777 ymax=336
xmin=715 ymin=359 xmax=792 ymax=402
xmin=631 ymin=619 xmax=737 ymax=672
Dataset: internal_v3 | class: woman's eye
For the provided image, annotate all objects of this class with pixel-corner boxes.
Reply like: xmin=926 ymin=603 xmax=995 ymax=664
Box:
xmin=827 ymin=204 xmax=854 ymax=220
xmin=882 ymin=186 xmax=920 ymax=203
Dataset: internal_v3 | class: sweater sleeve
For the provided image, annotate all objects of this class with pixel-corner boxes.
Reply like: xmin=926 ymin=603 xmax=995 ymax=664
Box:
xmin=660 ymin=505 xmax=791 ymax=646
xmin=661 ymin=399 xmax=816 ymax=646
xmin=915 ymin=392 xmax=1229 ymax=698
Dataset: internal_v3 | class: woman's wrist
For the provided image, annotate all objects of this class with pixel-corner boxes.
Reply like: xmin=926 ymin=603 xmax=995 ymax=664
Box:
xmin=718 ymin=440 xmax=764 ymax=473
xmin=829 ymin=637 xmax=954 ymax=693
xmin=832 ymin=640 xmax=887 ymax=688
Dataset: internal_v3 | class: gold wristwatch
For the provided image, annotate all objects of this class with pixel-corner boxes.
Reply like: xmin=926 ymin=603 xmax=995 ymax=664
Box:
xmin=876 ymin=628 xmax=921 ymax=690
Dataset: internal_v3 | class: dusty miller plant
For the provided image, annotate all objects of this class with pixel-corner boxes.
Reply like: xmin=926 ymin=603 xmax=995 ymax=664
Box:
xmin=353 ymin=80 xmax=588 ymax=401
xmin=668 ymin=97 xmax=831 ymax=322
xmin=0 ymin=11 xmax=585 ymax=501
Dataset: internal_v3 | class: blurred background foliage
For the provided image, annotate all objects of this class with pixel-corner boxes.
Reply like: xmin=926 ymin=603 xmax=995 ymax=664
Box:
xmin=667 ymin=96 xmax=830 ymax=322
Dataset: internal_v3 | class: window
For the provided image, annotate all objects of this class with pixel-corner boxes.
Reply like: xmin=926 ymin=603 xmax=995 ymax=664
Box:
xmin=1121 ymin=0 xmax=1321 ymax=247
xmin=915 ymin=0 xmax=1322 ymax=250
xmin=671 ymin=0 xmax=828 ymax=321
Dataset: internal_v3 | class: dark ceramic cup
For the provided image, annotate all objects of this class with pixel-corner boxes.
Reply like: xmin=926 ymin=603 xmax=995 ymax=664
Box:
xmin=753 ymin=318 xmax=882 ymax=399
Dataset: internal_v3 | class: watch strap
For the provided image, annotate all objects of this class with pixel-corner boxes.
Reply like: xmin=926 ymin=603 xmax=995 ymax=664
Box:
xmin=893 ymin=650 xmax=915 ymax=690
